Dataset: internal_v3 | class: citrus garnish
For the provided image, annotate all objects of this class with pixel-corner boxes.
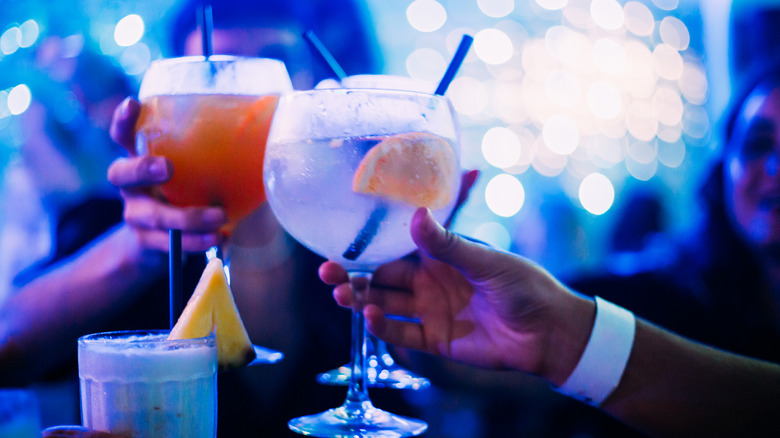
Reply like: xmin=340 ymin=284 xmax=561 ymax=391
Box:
xmin=168 ymin=257 xmax=256 ymax=371
xmin=352 ymin=132 xmax=457 ymax=210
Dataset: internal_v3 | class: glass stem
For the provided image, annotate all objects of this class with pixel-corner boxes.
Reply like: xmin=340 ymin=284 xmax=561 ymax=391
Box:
xmin=345 ymin=270 xmax=373 ymax=409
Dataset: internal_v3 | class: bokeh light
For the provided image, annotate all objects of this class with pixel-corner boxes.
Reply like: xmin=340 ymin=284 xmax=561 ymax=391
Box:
xmin=474 ymin=28 xmax=513 ymax=65
xmin=7 ymin=84 xmax=31 ymax=115
xmin=114 ymin=14 xmax=144 ymax=47
xmin=652 ymin=86 xmax=684 ymax=126
xmin=543 ymin=114 xmax=579 ymax=155
xmin=587 ymin=81 xmax=622 ymax=119
xmin=448 ymin=76 xmax=489 ymax=116
xmin=545 ymin=68 xmax=581 ymax=107
xmin=591 ymin=0 xmax=624 ymax=31
xmin=485 ymin=173 xmax=525 ymax=217
xmin=578 ymin=173 xmax=614 ymax=215
xmin=592 ymin=38 xmax=626 ymax=74
xmin=119 ymin=42 xmax=151 ymax=75
xmin=653 ymin=43 xmax=684 ymax=80
xmin=546 ymin=26 xmax=584 ymax=64
xmin=406 ymin=47 xmax=446 ymax=82
xmin=623 ymin=1 xmax=654 ymax=36
xmin=477 ymin=0 xmax=514 ymax=18
xmin=659 ymin=16 xmax=690 ymax=51
xmin=407 ymin=0 xmax=447 ymax=32
xmin=482 ymin=126 xmax=522 ymax=168
xmin=18 ymin=20 xmax=39 ymax=48
xmin=1 ymin=26 xmax=20 ymax=55
xmin=652 ymin=0 xmax=680 ymax=11
xmin=536 ymin=0 xmax=568 ymax=11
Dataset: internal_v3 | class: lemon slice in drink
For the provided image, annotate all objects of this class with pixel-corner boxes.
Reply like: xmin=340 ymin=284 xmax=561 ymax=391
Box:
xmin=168 ymin=257 xmax=256 ymax=371
xmin=352 ymin=132 xmax=457 ymax=210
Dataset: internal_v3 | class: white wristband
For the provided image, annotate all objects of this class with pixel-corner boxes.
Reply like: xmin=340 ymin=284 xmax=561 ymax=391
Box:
xmin=556 ymin=296 xmax=636 ymax=406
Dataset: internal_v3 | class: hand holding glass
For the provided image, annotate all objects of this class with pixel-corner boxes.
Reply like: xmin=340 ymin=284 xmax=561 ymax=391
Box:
xmin=136 ymin=55 xmax=292 ymax=262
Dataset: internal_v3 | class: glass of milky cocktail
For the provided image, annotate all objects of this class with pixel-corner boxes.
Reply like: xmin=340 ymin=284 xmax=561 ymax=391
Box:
xmin=135 ymin=55 xmax=293 ymax=270
xmin=264 ymin=88 xmax=461 ymax=437
xmin=78 ymin=330 xmax=217 ymax=438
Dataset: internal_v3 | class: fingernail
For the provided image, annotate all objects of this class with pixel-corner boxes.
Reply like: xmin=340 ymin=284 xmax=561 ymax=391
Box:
xmin=419 ymin=208 xmax=438 ymax=236
xmin=147 ymin=158 xmax=169 ymax=179
xmin=118 ymin=97 xmax=133 ymax=117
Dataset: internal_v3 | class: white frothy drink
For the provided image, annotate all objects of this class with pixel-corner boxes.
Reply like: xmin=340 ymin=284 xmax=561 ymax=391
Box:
xmin=78 ymin=330 xmax=217 ymax=438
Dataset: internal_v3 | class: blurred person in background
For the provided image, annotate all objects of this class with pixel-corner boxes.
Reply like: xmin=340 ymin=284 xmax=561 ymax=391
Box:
xmin=572 ymin=60 xmax=780 ymax=366
xmin=0 ymin=39 xmax=135 ymax=425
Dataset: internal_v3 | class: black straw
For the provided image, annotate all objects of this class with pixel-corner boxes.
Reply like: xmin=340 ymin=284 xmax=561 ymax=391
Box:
xmin=343 ymin=204 xmax=388 ymax=261
xmin=169 ymin=229 xmax=183 ymax=329
xmin=198 ymin=3 xmax=213 ymax=57
xmin=434 ymin=34 xmax=473 ymax=96
xmin=303 ymin=30 xmax=347 ymax=81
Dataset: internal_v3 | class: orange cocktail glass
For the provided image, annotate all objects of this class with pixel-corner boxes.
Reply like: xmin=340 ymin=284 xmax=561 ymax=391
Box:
xmin=136 ymin=56 xmax=293 ymax=236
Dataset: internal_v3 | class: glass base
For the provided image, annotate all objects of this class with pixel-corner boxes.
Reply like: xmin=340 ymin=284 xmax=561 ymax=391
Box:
xmin=316 ymin=361 xmax=431 ymax=390
xmin=288 ymin=401 xmax=427 ymax=437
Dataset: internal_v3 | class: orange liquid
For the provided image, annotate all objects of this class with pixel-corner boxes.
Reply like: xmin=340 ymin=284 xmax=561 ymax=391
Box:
xmin=136 ymin=94 xmax=279 ymax=236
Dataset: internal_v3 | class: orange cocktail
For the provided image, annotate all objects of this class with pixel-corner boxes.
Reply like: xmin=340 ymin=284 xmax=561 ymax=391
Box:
xmin=135 ymin=56 xmax=293 ymax=236
xmin=137 ymin=93 xmax=278 ymax=235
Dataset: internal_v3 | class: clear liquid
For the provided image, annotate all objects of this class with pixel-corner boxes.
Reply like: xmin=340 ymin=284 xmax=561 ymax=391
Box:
xmin=265 ymin=135 xmax=459 ymax=270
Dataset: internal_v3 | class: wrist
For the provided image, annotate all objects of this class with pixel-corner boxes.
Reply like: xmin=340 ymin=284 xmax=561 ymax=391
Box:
xmin=543 ymin=292 xmax=596 ymax=386
xmin=554 ymin=296 xmax=636 ymax=406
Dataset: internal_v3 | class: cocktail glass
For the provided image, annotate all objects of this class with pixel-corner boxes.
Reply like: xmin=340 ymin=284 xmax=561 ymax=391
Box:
xmin=264 ymin=88 xmax=461 ymax=436
xmin=78 ymin=330 xmax=217 ymax=438
xmin=135 ymin=55 xmax=292 ymax=278
xmin=315 ymin=75 xmax=435 ymax=391
xmin=135 ymin=56 xmax=290 ymax=362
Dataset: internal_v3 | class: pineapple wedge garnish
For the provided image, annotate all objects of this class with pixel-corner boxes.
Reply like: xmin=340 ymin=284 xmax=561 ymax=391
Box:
xmin=168 ymin=257 xmax=256 ymax=371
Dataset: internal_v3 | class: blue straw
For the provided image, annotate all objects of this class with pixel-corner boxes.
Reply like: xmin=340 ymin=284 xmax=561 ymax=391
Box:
xmin=434 ymin=34 xmax=473 ymax=96
xmin=198 ymin=3 xmax=213 ymax=57
xmin=303 ymin=30 xmax=348 ymax=81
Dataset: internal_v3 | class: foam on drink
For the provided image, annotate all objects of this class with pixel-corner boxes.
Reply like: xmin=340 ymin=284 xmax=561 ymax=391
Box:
xmin=78 ymin=331 xmax=217 ymax=438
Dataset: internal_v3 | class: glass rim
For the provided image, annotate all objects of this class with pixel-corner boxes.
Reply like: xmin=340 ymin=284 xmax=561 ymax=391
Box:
xmin=147 ymin=54 xmax=287 ymax=68
xmin=78 ymin=329 xmax=216 ymax=348
xmin=281 ymin=87 xmax=448 ymax=101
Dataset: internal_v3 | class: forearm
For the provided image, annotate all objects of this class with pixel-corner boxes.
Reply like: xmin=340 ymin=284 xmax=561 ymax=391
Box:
xmin=600 ymin=319 xmax=780 ymax=438
xmin=0 ymin=225 xmax=166 ymax=385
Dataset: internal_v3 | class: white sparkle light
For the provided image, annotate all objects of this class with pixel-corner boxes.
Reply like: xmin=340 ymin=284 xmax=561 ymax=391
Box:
xmin=485 ymin=173 xmax=525 ymax=217
xmin=7 ymin=84 xmax=31 ymax=115
xmin=482 ymin=127 xmax=522 ymax=168
xmin=407 ymin=0 xmax=447 ymax=32
xmin=114 ymin=14 xmax=145 ymax=47
xmin=478 ymin=0 xmax=515 ymax=18
xmin=579 ymin=173 xmax=614 ymax=215
xmin=474 ymin=28 xmax=513 ymax=65
xmin=591 ymin=0 xmax=624 ymax=31
xmin=543 ymin=114 xmax=579 ymax=155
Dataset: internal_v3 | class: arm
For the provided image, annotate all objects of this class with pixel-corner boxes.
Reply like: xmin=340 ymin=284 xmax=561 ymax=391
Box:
xmin=321 ymin=207 xmax=780 ymax=438
xmin=605 ymin=318 xmax=780 ymax=438
xmin=0 ymin=225 xmax=165 ymax=385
